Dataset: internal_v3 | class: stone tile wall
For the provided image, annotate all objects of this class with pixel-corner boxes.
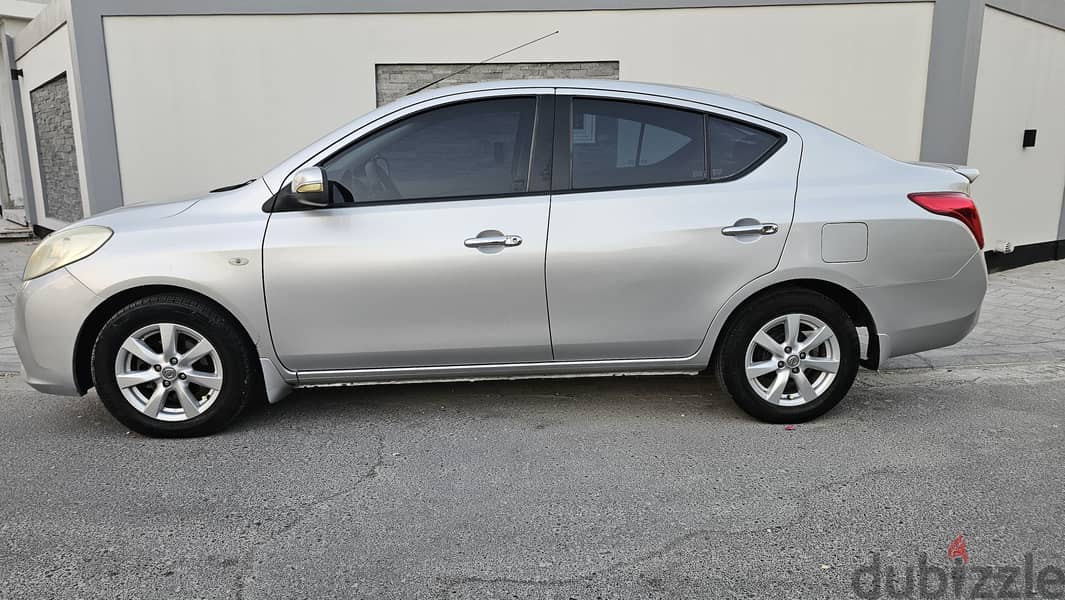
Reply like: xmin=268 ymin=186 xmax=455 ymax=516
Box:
xmin=30 ymin=74 xmax=83 ymax=223
xmin=375 ymin=61 xmax=619 ymax=106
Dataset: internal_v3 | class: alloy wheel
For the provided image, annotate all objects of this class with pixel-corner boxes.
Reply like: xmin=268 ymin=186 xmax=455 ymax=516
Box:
xmin=113 ymin=323 xmax=224 ymax=422
xmin=743 ymin=313 xmax=841 ymax=407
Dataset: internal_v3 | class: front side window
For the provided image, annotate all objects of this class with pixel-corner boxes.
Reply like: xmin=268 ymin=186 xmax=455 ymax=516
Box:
xmin=570 ymin=99 xmax=707 ymax=190
xmin=323 ymin=97 xmax=537 ymax=204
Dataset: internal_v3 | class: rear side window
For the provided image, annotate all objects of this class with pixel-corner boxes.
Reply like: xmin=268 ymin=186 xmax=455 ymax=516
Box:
xmin=570 ymin=99 xmax=707 ymax=190
xmin=707 ymin=116 xmax=782 ymax=181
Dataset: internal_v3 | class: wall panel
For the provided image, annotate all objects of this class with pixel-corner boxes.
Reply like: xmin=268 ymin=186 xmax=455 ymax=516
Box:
xmin=102 ymin=3 xmax=934 ymax=203
xmin=968 ymin=7 xmax=1065 ymax=247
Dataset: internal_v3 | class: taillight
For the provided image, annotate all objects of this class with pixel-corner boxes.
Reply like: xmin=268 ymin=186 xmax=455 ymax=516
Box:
xmin=908 ymin=192 xmax=984 ymax=249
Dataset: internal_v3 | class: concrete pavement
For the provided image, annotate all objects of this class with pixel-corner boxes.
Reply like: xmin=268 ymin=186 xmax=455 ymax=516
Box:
xmin=1 ymin=362 xmax=1064 ymax=599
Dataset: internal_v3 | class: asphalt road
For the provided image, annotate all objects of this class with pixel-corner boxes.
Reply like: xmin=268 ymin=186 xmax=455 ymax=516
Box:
xmin=1 ymin=362 xmax=1064 ymax=599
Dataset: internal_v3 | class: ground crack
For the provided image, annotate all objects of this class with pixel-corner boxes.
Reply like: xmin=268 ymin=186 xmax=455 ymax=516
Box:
xmin=235 ymin=435 xmax=387 ymax=600
xmin=436 ymin=465 xmax=898 ymax=591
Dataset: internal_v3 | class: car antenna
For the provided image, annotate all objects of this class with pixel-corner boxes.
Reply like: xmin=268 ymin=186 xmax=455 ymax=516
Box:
xmin=406 ymin=30 xmax=560 ymax=96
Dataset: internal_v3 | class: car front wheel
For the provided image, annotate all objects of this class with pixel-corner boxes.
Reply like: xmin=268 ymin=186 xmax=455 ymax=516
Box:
xmin=715 ymin=289 xmax=859 ymax=423
xmin=91 ymin=293 xmax=258 ymax=437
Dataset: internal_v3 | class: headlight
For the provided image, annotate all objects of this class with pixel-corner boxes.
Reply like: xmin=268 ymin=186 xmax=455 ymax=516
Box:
xmin=23 ymin=225 xmax=113 ymax=281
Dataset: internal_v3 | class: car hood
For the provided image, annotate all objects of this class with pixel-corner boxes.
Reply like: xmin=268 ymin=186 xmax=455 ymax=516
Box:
xmin=57 ymin=179 xmax=270 ymax=234
xmin=59 ymin=195 xmax=203 ymax=233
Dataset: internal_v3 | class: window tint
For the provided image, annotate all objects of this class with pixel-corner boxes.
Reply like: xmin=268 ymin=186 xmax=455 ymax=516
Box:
xmin=323 ymin=98 xmax=536 ymax=203
xmin=570 ymin=99 xmax=706 ymax=190
xmin=707 ymin=116 xmax=781 ymax=181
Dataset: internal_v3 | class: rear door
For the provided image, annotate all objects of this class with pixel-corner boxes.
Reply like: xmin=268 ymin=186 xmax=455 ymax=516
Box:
xmin=545 ymin=91 xmax=801 ymax=360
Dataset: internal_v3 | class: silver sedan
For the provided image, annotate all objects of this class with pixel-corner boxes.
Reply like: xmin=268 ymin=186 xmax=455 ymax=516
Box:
xmin=14 ymin=80 xmax=987 ymax=437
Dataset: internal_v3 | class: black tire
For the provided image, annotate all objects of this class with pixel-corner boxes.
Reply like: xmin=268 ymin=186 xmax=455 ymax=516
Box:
xmin=91 ymin=293 xmax=258 ymax=437
xmin=714 ymin=288 xmax=859 ymax=423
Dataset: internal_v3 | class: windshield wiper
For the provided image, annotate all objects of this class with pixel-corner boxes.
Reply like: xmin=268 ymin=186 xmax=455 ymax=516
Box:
xmin=210 ymin=179 xmax=255 ymax=193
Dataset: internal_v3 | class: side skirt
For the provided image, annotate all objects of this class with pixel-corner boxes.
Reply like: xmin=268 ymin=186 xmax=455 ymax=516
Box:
xmin=293 ymin=356 xmax=708 ymax=388
xmin=296 ymin=370 xmax=701 ymax=389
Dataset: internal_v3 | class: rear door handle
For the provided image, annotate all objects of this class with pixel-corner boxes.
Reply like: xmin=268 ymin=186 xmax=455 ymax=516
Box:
xmin=464 ymin=234 xmax=523 ymax=248
xmin=721 ymin=222 xmax=779 ymax=237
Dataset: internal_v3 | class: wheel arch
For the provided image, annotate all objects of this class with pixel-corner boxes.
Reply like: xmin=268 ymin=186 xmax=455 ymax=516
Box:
xmin=73 ymin=285 xmax=264 ymax=395
xmin=708 ymin=278 xmax=880 ymax=372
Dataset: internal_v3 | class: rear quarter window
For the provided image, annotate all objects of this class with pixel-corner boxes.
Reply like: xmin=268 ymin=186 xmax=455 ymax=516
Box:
xmin=707 ymin=116 xmax=783 ymax=181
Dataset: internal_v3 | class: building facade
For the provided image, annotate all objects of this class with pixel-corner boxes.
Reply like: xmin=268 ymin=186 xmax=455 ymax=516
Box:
xmin=1 ymin=0 xmax=1063 ymax=268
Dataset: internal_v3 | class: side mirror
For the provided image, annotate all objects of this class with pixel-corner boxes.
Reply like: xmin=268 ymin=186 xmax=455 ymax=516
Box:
xmin=291 ymin=167 xmax=330 ymax=208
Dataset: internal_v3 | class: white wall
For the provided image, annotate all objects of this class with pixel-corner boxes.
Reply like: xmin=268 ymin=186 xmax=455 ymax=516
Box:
xmin=102 ymin=3 xmax=934 ymax=204
xmin=15 ymin=22 xmax=90 ymax=230
xmin=0 ymin=0 xmax=48 ymax=23
xmin=968 ymin=7 xmax=1065 ymax=248
xmin=0 ymin=16 xmax=30 ymax=36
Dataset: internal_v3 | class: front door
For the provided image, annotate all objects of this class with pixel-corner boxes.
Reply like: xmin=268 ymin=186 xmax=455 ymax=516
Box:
xmin=263 ymin=95 xmax=554 ymax=371
xmin=545 ymin=93 xmax=800 ymax=361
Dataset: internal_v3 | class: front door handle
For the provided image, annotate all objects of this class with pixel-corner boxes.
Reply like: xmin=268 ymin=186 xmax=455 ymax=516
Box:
xmin=721 ymin=222 xmax=779 ymax=237
xmin=464 ymin=234 xmax=523 ymax=248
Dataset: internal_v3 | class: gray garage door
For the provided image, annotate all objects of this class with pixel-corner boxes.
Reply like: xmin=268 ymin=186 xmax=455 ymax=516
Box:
xmin=375 ymin=61 xmax=619 ymax=106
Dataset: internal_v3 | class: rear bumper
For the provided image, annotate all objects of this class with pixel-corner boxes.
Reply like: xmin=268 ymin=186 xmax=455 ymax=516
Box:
xmin=13 ymin=268 xmax=99 ymax=396
xmin=857 ymin=251 xmax=987 ymax=367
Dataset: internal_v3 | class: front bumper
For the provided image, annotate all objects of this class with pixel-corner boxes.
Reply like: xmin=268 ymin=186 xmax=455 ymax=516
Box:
xmin=13 ymin=268 xmax=100 ymax=396
xmin=857 ymin=250 xmax=988 ymax=367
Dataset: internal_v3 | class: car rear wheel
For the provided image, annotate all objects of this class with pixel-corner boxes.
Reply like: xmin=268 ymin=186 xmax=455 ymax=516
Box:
xmin=715 ymin=289 xmax=859 ymax=423
xmin=91 ymin=293 xmax=258 ymax=437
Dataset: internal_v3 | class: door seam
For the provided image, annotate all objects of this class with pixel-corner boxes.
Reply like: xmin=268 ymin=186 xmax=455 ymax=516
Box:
xmin=544 ymin=194 xmax=556 ymax=360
